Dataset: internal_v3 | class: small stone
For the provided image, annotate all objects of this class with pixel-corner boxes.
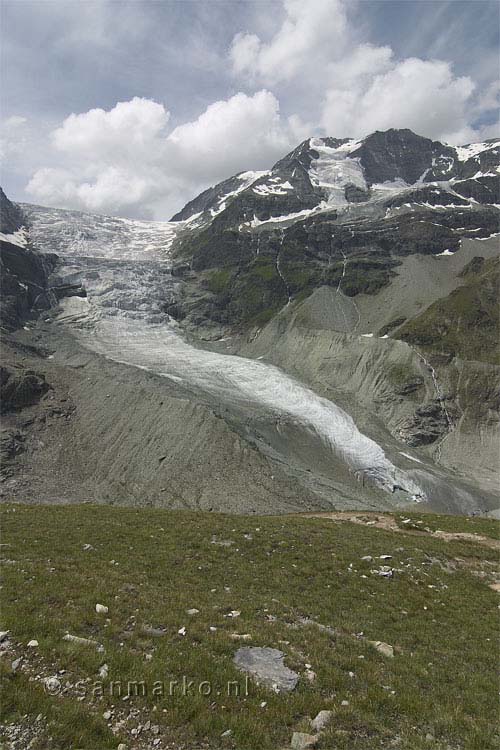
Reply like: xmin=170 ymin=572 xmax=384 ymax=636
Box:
xmin=103 ymin=710 xmax=112 ymax=720
xmin=0 ymin=630 xmax=10 ymax=643
xmin=186 ymin=608 xmax=199 ymax=616
xmin=304 ymin=669 xmax=316 ymax=682
xmin=178 ymin=626 xmax=186 ymax=636
xmin=230 ymin=633 xmax=252 ymax=641
xmin=341 ymin=700 xmax=349 ymax=706
xmin=425 ymin=733 xmax=435 ymax=741
xmin=361 ymin=556 xmax=373 ymax=562
xmin=221 ymin=729 xmax=232 ymax=737
xmin=99 ymin=664 xmax=109 ymax=679
xmin=311 ymin=709 xmax=334 ymax=732
xmin=379 ymin=555 xmax=392 ymax=560
xmin=117 ymin=745 xmax=127 ymax=750
xmin=291 ymin=732 xmax=318 ymax=749
xmin=11 ymin=657 xmax=22 ymax=672
xmin=96 ymin=604 xmax=108 ymax=614
xmin=44 ymin=676 xmax=61 ymax=694
xmin=27 ymin=639 xmax=38 ymax=647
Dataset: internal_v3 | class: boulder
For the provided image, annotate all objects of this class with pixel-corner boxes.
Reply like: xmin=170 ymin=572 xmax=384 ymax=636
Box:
xmin=233 ymin=646 xmax=299 ymax=693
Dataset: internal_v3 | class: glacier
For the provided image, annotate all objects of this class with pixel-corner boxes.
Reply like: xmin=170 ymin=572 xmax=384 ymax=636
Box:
xmin=23 ymin=202 xmax=427 ymax=501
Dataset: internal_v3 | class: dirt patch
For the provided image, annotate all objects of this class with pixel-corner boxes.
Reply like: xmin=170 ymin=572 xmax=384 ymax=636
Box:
xmin=301 ymin=511 xmax=500 ymax=551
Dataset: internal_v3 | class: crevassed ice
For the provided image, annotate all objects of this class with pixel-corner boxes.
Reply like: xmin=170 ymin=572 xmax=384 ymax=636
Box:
xmin=21 ymin=204 xmax=179 ymax=261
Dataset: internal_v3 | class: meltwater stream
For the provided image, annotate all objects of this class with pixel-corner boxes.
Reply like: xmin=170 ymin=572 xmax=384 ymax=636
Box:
xmin=25 ymin=203 xmax=426 ymax=501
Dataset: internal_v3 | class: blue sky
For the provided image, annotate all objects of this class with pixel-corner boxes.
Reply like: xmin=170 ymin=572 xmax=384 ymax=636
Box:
xmin=1 ymin=0 xmax=498 ymax=218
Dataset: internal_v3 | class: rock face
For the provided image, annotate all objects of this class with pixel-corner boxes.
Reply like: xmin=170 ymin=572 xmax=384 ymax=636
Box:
xmin=0 ymin=188 xmax=57 ymax=330
xmin=0 ymin=187 xmax=24 ymax=233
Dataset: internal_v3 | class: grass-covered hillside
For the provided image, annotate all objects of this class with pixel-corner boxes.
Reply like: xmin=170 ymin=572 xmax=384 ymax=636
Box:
xmin=1 ymin=505 xmax=499 ymax=750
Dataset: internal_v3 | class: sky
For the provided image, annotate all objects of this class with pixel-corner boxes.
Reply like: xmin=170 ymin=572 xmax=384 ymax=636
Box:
xmin=1 ymin=0 xmax=499 ymax=220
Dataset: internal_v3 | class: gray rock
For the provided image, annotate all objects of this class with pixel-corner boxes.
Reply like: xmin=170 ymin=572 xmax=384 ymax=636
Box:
xmin=311 ymin=710 xmax=334 ymax=732
xmin=233 ymin=647 xmax=299 ymax=693
xmin=291 ymin=732 xmax=318 ymax=749
xmin=368 ymin=640 xmax=394 ymax=658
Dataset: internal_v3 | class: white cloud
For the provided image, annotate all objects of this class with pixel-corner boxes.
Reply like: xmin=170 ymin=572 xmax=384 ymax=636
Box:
xmin=230 ymin=0 xmax=347 ymax=85
xmin=16 ymin=1 xmax=499 ymax=219
xmin=26 ymin=93 xmax=297 ymax=219
xmin=229 ymin=0 xmax=495 ymax=145
xmin=321 ymin=57 xmax=476 ymax=144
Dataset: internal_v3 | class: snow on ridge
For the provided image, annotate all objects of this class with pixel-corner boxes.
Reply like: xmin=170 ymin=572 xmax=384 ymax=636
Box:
xmin=0 ymin=227 xmax=28 ymax=248
xmin=454 ymin=140 xmax=500 ymax=162
xmin=205 ymin=170 xmax=269 ymax=219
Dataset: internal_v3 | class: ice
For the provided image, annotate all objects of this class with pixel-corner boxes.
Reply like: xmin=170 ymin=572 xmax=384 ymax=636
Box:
xmin=21 ymin=204 xmax=179 ymax=261
xmin=308 ymin=137 xmax=367 ymax=207
xmin=80 ymin=315 xmax=424 ymax=497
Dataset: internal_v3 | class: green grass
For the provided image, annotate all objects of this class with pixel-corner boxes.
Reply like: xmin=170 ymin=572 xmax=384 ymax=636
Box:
xmin=1 ymin=505 xmax=499 ymax=750
xmin=206 ymin=269 xmax=233 ymax=295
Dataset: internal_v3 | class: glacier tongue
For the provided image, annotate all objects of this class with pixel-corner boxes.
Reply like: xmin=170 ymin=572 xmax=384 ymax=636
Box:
xmin=82 ymin=315 xmax=424 ymax=498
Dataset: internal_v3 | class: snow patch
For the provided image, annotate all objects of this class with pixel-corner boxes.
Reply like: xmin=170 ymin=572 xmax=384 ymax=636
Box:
xmin=454 ymin=141 xmax=500 ymax=162
xmin=0 ymin=227 xmax=28 ymax=248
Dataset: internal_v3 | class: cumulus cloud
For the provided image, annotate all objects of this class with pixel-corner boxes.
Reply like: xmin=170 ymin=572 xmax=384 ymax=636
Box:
xmin=321 ymin=57 xmax=476 ymax=144
xmin=229 ymin=0 xmax=495 ymax=145
xmin=26 ymin=93 xmax=297 ymax=219
xmin=230 ymin=0 xmax=347 ymax=85
xmin=16 ymin=0 xmax=499 ymax=219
